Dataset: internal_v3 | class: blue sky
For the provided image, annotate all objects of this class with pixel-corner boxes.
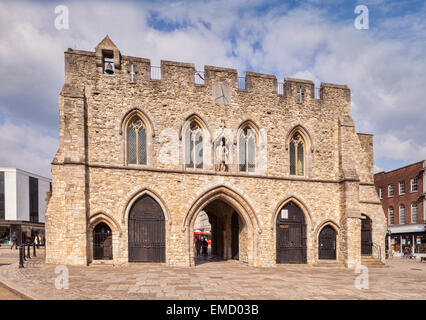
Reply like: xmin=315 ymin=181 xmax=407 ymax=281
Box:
xmin=0 ymin=0 xmax=425 ymax=177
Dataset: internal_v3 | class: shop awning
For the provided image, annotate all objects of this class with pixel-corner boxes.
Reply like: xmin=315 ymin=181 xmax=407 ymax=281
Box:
xmin=388 ymin=224 xmax=425 ymax=234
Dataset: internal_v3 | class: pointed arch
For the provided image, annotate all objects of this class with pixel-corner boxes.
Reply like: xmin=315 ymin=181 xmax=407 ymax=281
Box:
xmin=120 ymin=108 xmax=154 ymax=166
xmin=183 ymin=185 xmax=261 ymax=266
xmin=314 ymin=219 xmax=340 ymax=238
xmin=236 ymin=120 xmax=260 ymax=173
xmin=88 ymin=212 xmax=121 ymax=264
xmin=180 ymin=113 xmax=212 ymax=170
xmin=286 ymin=125 xmax=313 ymax=177
xmin=120 ymin=108 xmax=155 ymax=137
xmin=122 ymin=188 xmax=171 ymax=226
xmin=271 ymin=196 xmax=313 ymax=231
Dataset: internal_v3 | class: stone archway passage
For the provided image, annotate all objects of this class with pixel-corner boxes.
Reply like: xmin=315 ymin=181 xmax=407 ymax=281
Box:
xmin=93 ymin=222 xmax=113 ymax=260
xmin=128 ymin=194 xmax=165 ymax=262
xmin=361 ymin=215 xmax=372 ymax=255
xmin=276 ymin=201 xmax=307 ymax=264
xmin=318 ymin=226 xmax=336 ymax=260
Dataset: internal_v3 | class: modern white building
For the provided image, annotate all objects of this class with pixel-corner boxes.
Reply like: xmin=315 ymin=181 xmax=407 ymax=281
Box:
xmin=0 ymin=168 xmax=51 ymax=245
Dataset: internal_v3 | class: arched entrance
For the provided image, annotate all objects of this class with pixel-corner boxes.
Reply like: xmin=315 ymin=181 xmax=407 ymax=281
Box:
xmin=184 ymin=186 xmax=259 ymax=266
xmin=361 ymin=214 xmax=372 ymax=255
xmin=128 ymin=194 xmax=165 ymax=262
xmin=93 ymin=222 xmax=113 ymax=260
xmin=276 ymin=201 xmax=307 ymax=264
xmin=318 ymin=225 xmax=336 ymax=260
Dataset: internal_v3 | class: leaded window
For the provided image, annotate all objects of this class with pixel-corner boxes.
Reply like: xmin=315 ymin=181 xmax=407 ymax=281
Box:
xmin=239 ymin=128 xmax=255 ymax=172
xmin=127 ymin=117 xmax=147 ymax=165
xmin=290 ymin=133 xmax=304 ymax=176
xmin=185 ymin=122 xmax=203 ymax=169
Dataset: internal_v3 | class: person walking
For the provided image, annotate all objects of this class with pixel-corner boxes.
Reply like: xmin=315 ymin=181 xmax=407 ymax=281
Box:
xmin=195 ymin=238 xmax=201 ymax=257
xmin=202 ymin=237 xmax=208 ymax=256
xmin=34 ymin=233 xmax=40 ymax=249
xmin=10 ymin=232 xmax=18 ymax=250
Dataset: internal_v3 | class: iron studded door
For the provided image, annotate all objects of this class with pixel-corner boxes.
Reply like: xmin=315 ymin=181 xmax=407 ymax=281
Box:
xmin=361 ymin=215 xmax=372 ymax=255
xmin=276 ymin=202 xmax=307 ymax=264
xmin=93 ymin=222 xmax=113 ymax=260
xmin=129 ymin=195 xmax=165 ymax=262
xmin=318 ymin=226 xmax=336 ymax=260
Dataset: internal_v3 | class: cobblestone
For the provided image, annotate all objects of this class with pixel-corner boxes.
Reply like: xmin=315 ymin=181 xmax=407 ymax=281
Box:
xmin=0 ymin=251 xmax=425 ymax=300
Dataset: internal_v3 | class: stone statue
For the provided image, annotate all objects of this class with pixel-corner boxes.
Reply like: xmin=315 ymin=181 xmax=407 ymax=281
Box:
xmin=215 ymin=138 xmax=228 ymax=172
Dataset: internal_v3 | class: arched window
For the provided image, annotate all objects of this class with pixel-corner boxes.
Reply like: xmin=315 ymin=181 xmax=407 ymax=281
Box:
xmin=127 ymin=117 xmax=147 ymax=165
xmin=399 ymin=204 xmax=405 ymax=224
xmin=289 ymin=133 xmax=304 ymax=176
xmin=389 ymin=206 xmax=394 ymax=225
xmin=185 ymin=121 xmax=203 ymax=169
xmin=239 ymin=128 xmax=256 ymax=172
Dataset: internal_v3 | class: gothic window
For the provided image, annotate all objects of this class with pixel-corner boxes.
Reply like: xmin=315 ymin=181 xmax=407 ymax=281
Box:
xmin=127 ymin=117 xmax=146 ymax=165
xmin=239 ymin=128 xmax=256 ymax=172
xmin=185 ymin=122 xmax=203 ymax=169
xmin=389 ymin=206 xmax=394 ymax=225
xmin=289 ymin=133 xmax=304 ymax=176
xmin=399 ymin=204 xmax=405 ymax=224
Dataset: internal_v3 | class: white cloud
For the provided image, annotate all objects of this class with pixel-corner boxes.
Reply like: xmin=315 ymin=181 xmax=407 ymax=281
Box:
xmin=0 ymin=0 xmax=425 ymax=174
xmin=0 ymin=122 xmax=58 ymax=177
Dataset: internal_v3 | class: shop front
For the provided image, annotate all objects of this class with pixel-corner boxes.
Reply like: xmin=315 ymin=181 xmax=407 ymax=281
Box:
xmin=0 ymin=221 xmax=45 ymax=246
xmin=387 ymin=224 xmax=426 ymax=256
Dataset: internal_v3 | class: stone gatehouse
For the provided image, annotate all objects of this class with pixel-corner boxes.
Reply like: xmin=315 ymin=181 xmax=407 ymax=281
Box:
xmin=45 ymin=36 xmax=386 ymax=268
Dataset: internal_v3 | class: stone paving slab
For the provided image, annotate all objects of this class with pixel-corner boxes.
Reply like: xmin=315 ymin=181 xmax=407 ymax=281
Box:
xmin=0 ymin=253 xmax=425 ymax=300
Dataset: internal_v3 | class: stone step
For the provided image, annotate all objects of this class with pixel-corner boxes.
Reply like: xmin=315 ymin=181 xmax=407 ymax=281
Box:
xmin=312 ymin=260 xmax=345 ymax=267
xmin=361 ymin=257 xmax=388 ymax=268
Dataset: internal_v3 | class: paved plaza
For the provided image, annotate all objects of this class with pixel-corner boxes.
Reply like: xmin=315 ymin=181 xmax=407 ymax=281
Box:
xmin=0 ymin=247 xmax=425 ymax=300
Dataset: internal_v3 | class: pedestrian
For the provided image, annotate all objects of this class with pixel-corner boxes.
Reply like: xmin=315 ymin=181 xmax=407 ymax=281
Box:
xmin=34 ymin=233 xmax=40 ymax=249
xmin=202 ymin=237 xmax=208 ymax=256
xmin=10 ymin=232 xmax=18 ymax=250
xmin=195 ymin=238 xmax=201 ymax=257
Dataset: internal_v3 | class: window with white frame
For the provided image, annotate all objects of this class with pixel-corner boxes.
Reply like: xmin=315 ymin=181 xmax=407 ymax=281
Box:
xmin=399 ymin=181 xmax=405 ymax=194
xmin=399 ymin=204 xmax=405 ymax=224
xmin=388 ymin=206 xmax=394 ymax=225
xmin=411 ymin=203 xmax=418 ymax=223
xmin=379 ymin=187 xmax=383 ymax=199
xmin=411 ymin=177 xmax=418 ymax=192
xmin=388 ymin=184 xmax=394 ymax=197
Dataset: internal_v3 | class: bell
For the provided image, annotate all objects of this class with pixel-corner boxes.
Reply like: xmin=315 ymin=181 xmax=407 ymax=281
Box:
xmin=104 ymin=62 xmax=114 ymax=75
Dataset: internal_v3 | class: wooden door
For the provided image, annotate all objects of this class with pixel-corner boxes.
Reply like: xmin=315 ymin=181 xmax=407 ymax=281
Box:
xmin=318 ymin=226 xmax=336 ymax=260
xmin=276 ymin=202 xmax=307 ymax=264
xmin=361 ymin=215 xmax=372 ymax=255
xmin=129 ymin=195 xmax=165 ymax=262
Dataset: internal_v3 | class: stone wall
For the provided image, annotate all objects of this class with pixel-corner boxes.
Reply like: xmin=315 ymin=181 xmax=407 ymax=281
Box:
xmin=45 ymin=36 xmax=387 ymax=268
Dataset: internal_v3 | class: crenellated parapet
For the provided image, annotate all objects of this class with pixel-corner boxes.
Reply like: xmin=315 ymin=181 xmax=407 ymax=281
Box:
xmin=63 ymin=36 xmax=351 ymax=109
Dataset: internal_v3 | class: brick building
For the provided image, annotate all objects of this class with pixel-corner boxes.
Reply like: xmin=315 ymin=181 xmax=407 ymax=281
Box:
xmin=45 ymin=36 xmax=386 ymax=267
xmin=374 ymin=160 xmax=426 ymax=255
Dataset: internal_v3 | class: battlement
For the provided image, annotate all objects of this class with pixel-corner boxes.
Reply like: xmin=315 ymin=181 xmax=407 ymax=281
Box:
xmin=64 ymin=36 xmax=351 ymax=105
